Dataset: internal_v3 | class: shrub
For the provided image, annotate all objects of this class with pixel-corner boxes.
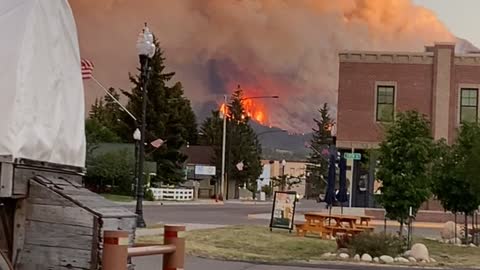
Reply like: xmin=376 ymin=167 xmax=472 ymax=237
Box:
xmin=336 ymin=234 xmax=351 ymax=249
xmin=85 ymin=149 xmax=134 ymax=194
xmin=144 ymin=188 xmax=155 ymax=201
xmin=348 ymin=232 xmax=406 ymax=257
xmin=261 ymin=185 xmax=273 ymax=197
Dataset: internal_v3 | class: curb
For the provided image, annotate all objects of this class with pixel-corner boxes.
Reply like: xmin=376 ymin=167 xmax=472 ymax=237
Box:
xmin=224 ymin=200 xmax=272 ymax=205
xmin=191 ymin=256 xmax=464 ymax=270
xmin=113 ymin=200 xmax=225 ymax=206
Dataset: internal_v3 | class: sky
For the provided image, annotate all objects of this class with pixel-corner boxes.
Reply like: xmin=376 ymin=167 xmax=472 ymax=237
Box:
xmin=414 ymin=0 xmax=480 ymax=47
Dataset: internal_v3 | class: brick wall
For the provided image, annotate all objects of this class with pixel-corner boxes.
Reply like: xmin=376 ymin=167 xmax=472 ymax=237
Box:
xmin=337 ymin=62 xmax=434 ymax=144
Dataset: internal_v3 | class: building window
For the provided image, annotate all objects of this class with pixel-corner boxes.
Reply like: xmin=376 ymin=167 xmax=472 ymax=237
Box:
xmin=376 ymin=85 xmax=395 ymax=122
xmin=460 ymin=88 xmax=478 ymax=123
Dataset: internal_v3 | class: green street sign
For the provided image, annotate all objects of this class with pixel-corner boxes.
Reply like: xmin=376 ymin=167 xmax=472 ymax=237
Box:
xmin=344 ymin=152 xmax=361 ymax=160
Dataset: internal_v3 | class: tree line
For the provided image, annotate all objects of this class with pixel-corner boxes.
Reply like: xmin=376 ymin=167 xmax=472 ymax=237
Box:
xmin=85 ymin=39 xmax=262 ymax=198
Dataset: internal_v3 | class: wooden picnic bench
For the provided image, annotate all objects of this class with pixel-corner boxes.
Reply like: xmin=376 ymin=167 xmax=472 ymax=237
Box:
xmin=296 ymin=212 xmax=376 ymax=239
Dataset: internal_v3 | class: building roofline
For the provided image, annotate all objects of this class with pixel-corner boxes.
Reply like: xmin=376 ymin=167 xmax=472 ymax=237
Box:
xmin=338 ymin=50 xmax=433 ymax=56
xmin=456 ymin=53 xmax=480 ymax=57
xmin=339 ymin=51 xmax=434 ymax=64
xmin=433 ymin=41 xmax=456 ymax=46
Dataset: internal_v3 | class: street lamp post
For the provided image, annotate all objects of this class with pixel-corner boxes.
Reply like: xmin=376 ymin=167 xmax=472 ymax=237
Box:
xmin=219 ymin=92 xmax=279 ymax=200
xmin=133 ymin=128 xmax=141 ymax=199
xmin=281 ymin=159 xmax=287 ymax=191
xmin=135 ymin=23 xmax=155 ymax=228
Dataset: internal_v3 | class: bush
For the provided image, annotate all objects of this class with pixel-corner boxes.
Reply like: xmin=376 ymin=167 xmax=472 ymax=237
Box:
xmin=261 ymin=185 xmax=273 ymax=197
xmin=336 ymin=234 xmax=351 ymax=249
xmin=144 ymin=188 xmax=155 ymax=201
xmin=85 ymin=149 xmax=134 ymax=194
xmin=348 ymin=232 xmax=406 ymax=257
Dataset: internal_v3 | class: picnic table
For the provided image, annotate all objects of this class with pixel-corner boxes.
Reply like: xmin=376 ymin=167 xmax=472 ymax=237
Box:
xmin=296 ymin=212 xmax=375 ymax=239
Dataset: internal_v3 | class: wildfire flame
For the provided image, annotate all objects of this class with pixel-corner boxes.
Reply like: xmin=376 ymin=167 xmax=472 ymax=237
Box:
xmin=218 ymin=99 xmax=268 ymax=124
xmin=219 ymin=103 xmax=228 ymax=116
xmin=242 ymin=99 xmax=266 ymax=124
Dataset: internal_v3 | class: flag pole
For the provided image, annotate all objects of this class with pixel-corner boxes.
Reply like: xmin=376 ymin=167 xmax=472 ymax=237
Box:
xmin=90 ymin=76 xmax=137 ymax=122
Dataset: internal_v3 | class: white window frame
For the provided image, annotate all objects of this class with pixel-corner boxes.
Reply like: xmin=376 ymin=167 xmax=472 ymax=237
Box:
xmin=374 ymin=81 xmax=397 ymax=123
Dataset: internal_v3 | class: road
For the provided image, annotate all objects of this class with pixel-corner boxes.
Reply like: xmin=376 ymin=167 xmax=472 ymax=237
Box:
xmin=133 ymin=255 xmax=458 ymax=270
xmin=133 ymin=200 xmax=439 ymax=237
xmin=141 ymin=202 xmax=272 ymax=226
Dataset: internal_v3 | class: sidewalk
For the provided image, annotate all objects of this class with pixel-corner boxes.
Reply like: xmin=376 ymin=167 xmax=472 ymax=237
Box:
xmin=114 ymin=199 xmax=224 ymax=206
xmin=114 ymin=199 xmax=276 ymax=206
xmin=135 ymin=223 xmax=228 ymax=237
xmin=224 ymin=199 xmax=272 ymax=205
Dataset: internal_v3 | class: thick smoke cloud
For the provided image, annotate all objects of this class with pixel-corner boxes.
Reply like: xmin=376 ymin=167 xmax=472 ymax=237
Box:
xmin=70 ymin=0 xmax=454 ymax=131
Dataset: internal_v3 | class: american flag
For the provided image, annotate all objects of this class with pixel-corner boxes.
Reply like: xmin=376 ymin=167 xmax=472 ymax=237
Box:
xmin=150 ymin=138 xmax=165 ymax=148
xmin=81 ymin=59 xmax=94 ymax=80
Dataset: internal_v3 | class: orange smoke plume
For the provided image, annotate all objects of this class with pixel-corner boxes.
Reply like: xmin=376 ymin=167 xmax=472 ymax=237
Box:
xmin=71 ymin=0 xmax=458 ymax=131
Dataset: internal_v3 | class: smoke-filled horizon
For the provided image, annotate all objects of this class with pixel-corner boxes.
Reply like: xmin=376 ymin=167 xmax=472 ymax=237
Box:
xmin=70 ymin=0 xmax=456 ymax=132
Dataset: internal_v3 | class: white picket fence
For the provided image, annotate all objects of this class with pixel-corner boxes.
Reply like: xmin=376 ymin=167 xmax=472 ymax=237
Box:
xmin=150 ymin=188 xmax=194 ymax=201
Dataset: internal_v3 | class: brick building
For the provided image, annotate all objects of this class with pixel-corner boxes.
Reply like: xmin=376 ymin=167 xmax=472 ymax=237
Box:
xmin=336 ymin=42 xmax=480 ymax=207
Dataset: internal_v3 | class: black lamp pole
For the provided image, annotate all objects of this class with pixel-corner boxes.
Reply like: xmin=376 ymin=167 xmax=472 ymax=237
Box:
xmin=135 ymin=55 xmax=149 ymax=228
xmin=133 ymin=135 xmax=139 ymax=199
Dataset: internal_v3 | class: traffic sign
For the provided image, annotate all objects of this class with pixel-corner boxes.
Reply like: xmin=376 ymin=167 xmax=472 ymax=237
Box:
xmin=344 ymin=153 xmax=361 ymax=160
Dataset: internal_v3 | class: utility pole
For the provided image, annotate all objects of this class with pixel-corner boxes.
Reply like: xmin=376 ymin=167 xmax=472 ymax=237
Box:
xmin=221 ymin=95 xmax=227 ymax=200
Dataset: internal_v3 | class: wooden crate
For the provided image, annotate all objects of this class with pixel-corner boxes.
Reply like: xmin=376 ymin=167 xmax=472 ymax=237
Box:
xmin=12 ymin=175 xmax=136 ymax=270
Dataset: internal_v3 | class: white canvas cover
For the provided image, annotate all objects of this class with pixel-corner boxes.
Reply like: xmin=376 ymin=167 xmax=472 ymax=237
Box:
xmin=0 ymin=0 xmax=85 ymax=167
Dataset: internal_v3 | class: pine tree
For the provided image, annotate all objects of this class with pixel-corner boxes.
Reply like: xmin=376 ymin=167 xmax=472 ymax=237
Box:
xmin=306 ymin=103 xmax=333 ymax=198
xmin=86 ymin=88 xmax=125 ymax=159
xmin=199 ymin=110 xmax=223 ymax=178
xmin=121 ymin=39 xmax=198 ymax=185
xmin=227 ymin=87 xmax=263 ymax=198
xmin=89 ymin=87 xmax=126 ymax=136
xmin=200 ymin=86 xmax=263 ymax=199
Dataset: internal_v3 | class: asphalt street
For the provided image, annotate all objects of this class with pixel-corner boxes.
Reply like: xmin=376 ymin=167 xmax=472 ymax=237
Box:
xmin=133 ymin=255 xmax=459 ymax=270
xmin=140 ymin=202 xmax=273 ymax=226
xmin=132 ymin=200 xmax=439 ymax=237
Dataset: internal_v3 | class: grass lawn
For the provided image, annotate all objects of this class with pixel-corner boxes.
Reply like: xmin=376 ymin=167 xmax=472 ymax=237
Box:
xmin=101 ymin=193 xmax=134 ymax=202
xmin=417 ymin=238 xmax=480 ymax=267
xmin=138 ymin=225 xmax=480 ymax=267
xmin=138 ymin=225 xmax=336 ymax=263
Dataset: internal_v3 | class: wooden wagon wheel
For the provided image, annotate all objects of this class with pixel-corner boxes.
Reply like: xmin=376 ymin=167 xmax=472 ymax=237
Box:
xmin=0 ymin=250 xmax=13 ymax=270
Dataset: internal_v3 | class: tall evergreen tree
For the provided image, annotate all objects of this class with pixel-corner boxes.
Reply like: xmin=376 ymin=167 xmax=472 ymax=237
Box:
xmin=121 ymin=39 xmax=198 ymax=185
xmin=89 ymin=88 xmax=127 ymax=137
xmin=306 ymin=103 xmax=333 ymax=198
xmin=200 ymin=86 xmax=263 ymax=198
xmin=199 ymin=110 xmax=223 ymax=178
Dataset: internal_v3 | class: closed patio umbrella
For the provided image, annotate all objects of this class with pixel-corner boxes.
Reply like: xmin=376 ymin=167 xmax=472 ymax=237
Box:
xmin=337 ymin=155 xmax=348 ymax=214
xmin=324 ymin=152 xmax=336 ymax=207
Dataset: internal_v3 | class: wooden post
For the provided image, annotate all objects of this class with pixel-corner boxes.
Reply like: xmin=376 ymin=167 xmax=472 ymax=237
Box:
xmin=163 ymin=225 xmax=185 ymax=270
xmin=103 ymin=230 xmax=129 ymax=270
xmin=12 ymin=199 xmax=26 ymax=266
